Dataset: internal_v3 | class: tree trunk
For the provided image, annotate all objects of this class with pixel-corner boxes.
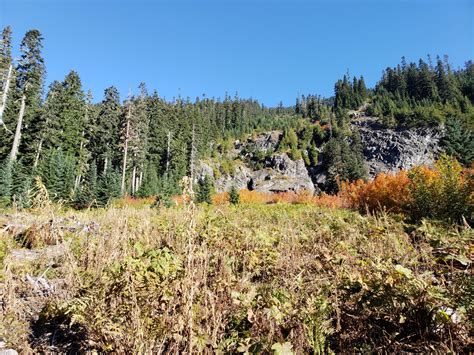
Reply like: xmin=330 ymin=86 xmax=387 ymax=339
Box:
xmin=121 ymin=109 xmax=131 ymax=194
xmin=190 ymin=122 xmax=196 ymax=188
xmin=33 ymin=137 xmax=43 ymax=168
xmin=10 ymin=93 xmax=26 ymax=161
xmin=103 ymin=156 xmax=108 ymax=174
xmin=74 ymin=174 xmax=82 ymax=190
xmin=131 ymin=165 xmax=137 ymax=195
xmin=0 ymin=64 xmax=13 ymax=127
xmin=165 ymin=131 xmax=171 ymax=175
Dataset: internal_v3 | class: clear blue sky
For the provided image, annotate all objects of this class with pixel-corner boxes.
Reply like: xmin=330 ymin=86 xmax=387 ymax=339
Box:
xmin=1 ymin=0 xmax=473 ymax=106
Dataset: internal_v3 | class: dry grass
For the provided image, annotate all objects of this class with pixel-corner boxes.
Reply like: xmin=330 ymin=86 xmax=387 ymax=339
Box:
xmin=0 ymin=203 xmax=472 ymax=353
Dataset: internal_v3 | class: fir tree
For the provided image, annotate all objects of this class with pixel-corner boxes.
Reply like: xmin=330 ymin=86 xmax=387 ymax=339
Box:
xmin=97 ymin=169 xmax=121 ymax=207
xmin=441 ymin=116 xmax=474 ymax=166
xmin=15 ymin=29 xmax=46 ymax=164
xmin=92 ymin=87 xmax=121 ymax=173
xmin=74 ymin=162 xmax=98 ymax=208
xmin=0 ymin=26 xmax=13 ymax=87
xmin=196 ymin=175 xmax=213 ymax=204
xmin=0 ymin=159 xmax=12 ymax=206
xmin=229 ymin=185 xmax=240 ymax=205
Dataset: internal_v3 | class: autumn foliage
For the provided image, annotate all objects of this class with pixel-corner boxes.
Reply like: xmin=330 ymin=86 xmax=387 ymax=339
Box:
xmin=211 ymin=189 xmax=345 ymax=208
xmin=340 ymin=155 xmax=473 ymax=223
xmin=339 ymin=171 xmax=412 ymax=214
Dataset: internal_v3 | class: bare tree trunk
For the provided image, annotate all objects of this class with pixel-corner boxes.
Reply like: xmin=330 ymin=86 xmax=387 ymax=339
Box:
xmin=73 ymin=130 xmax=85 ymax=190
xmin=103 ymin=156 xmax=108 ymax=174
xmin=165 ymin=131 xmax=171 ymax=175
xmin=0 ymin=64 xmax=13 ymax=128
xmin=74 ymin=174 xmax=82 ymax=191
xmin=10 ymin=93 xmax=26 ymax=161
xmin=33 ymin=138 xmax=43 ymax=168
xmin=121 ymin=105 xmax=131 ymax=194
xmin=131 ymin=165 xmax=137 ymax=195
xmin=190 ymin=122 xmax=196 ymax=187
xmin=139 ymin=170 xmax=143 ymax=190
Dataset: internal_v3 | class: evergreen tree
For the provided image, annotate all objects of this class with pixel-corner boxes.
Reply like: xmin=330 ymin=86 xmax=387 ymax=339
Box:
xmin=229 ymin=185 xmax=240 ymax=205
xmin=38 ymin=149 xmax=77 ymax=201
xmin=196 ymin=175 xmax=213 ymax=204
xmin=0 ymin=159 xmax=12 ymax=206
xmin=92 ymin=87 xmax=121 ymax=173
xmin=0 ymin=26 xmax=15 ymax=159
xmin=15 ymin=29 xmax=46 ymax=164
xmin=136 ymin=163 xmax=160 ymax=197
xmin=47 ymin=71 xmax=86 ymax=156
xmin=0 ymin=26 xmax=13 ymax=87
xmin=441 ymin=116 xmax=474 ymax=165
xmin=10 ymin=160 xmax=33 ymax=208
xmin=74 ymin=162 xmax=98 ymax=208
xmin=97 ymin=169 xmax=121 ymax=207
xmin=324 ymin=133 xmax=367 ymax=193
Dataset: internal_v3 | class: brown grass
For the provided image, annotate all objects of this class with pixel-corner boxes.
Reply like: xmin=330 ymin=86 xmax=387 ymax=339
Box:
xmin=0 ymin=203 xmax=472 ymax=353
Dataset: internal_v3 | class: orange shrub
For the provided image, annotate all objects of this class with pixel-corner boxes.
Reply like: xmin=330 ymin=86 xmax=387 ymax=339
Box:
xmin=339 ymin=171 xmax=411 ymax=213
xmin=212 ymin=192 xmax=229 ymax=205
xmin=313 ymin=193 xmax=345 ymax=209
xmin=339 ymin=155 xmax=473 ymax=223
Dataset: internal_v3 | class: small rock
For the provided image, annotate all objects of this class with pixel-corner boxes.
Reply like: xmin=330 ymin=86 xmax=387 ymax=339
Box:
xmin=0 ymin=350 xmax=18 ymax=355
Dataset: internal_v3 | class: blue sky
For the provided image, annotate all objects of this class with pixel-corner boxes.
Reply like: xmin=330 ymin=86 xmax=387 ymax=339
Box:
xmin=1 ymin=0 xmax=473 ymax=106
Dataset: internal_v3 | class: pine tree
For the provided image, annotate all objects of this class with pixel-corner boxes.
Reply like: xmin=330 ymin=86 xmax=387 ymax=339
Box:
xmin=324 ymin=133 xmax=367 ymax=193
xmin=0 ymin=26 xmax=14 ymax=158
xmin=38 ymin=149 xmax=77 ymax=202
xmin=74 ymin=162 xmax=98 ymax=208
xmin=14 ymin=30 xmax=46 ymax=164
xmin=10 ymin=160 xmax=33 ymax=208
xmin=136 ymin=163 xmax=160 ymax=197
xmin=0 ymin=26 xmax=12 ymax=77
xmin=196 ymin=175 xmax=213 ymax=204
xmin=92 ymin=86 xmax=121 ymax=173
xmin=229 ymin=185 xmax=240 ymax=205
xmin=125 ymin=83 xmax=150 ymax=195
xmin=97 ymin=168 xmax=121 ymax=207
xmin=51 ymin=71 xmax=86 ymax=156
xmin=441 ymin=116 xmax=474 ymax=165
xmin=0 ymin=159 xmax=13 ymax=206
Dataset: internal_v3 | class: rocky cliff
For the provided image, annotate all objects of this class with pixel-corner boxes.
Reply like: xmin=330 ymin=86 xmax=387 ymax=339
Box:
xmin=199 ymin=152 xmax=315 ymax=194
xmin=353 ymin=118 xmax=442 ymax=176
xmin=198 ymin=120 xmax=442 ymax=193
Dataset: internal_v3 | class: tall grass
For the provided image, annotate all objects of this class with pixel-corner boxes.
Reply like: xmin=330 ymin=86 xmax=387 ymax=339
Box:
xmin=1 ymin=204 xmax=471 ymax=352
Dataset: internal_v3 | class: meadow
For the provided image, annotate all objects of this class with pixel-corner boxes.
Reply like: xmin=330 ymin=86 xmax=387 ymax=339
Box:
xmin=0 ymin=197 xmax=472 ymax=353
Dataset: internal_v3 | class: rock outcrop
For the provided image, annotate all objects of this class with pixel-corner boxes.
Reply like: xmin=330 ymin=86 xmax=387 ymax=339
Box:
xmin=198 ymin=119 xmax=443 ymax=193
xmin=199 ymin=153 xmax=315 ymax=194
xmin=353 ymin=118 xmax=442 ymax=176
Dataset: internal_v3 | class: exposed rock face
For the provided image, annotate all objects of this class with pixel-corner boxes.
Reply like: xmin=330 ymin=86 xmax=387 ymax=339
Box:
xmin=198 ymin=119 xmax=443 ymax=193
xmin=353 ymin=118 xmax=442 ymax=176
xmin=199 ymin=153 xmax=315 ymax=194
xmin=244 ymin=130 xmax=282 ymax=152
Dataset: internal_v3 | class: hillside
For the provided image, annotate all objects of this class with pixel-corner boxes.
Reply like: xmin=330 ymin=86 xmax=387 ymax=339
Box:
xmin=197 ymin=111 xmax=442 ymax=193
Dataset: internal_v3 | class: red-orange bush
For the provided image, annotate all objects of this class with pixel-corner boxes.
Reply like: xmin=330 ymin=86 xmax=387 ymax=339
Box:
xmin=339 ymin=155 xmax=473 ymax=223
xmin=339 ymin=171 xmax=411 ymax=213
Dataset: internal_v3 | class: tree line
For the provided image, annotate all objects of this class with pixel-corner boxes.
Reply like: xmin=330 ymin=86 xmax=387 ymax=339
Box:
xmin=0 ymin=27 xmax=472 ymax=207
